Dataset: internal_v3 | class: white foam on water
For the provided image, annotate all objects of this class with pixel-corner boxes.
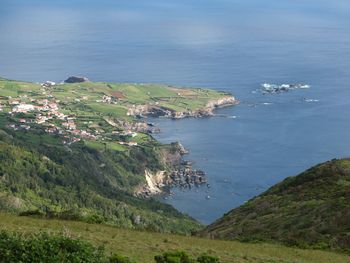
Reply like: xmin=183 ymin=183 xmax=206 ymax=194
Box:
xmin=303 ymin=98 xmax=319 ymax=102
xmin=260 ymin=83 xmax=311 ymax=94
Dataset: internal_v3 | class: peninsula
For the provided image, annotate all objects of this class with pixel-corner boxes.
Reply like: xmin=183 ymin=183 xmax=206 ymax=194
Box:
xmin=0 ymin=76 xmax=237 ymax=233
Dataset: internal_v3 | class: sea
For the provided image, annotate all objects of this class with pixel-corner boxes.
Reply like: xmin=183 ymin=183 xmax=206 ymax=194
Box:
xmin=1 ymin=0 xmax=350 ymax=224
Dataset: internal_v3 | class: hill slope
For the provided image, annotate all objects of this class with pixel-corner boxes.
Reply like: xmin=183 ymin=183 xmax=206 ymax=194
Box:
xmin=0 ymin=213 xmax=349 ymax=263
xmin=0 ymin=77 xmax=237 ymax=234
xmin=0 ymin=128 xmax=200 ymax=234
xmin=199 ymin=159 xmax=350 ymax=251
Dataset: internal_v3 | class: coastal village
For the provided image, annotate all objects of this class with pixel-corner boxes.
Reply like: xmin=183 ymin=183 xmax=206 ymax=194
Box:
xmin=0 ymin=78 xmax=236 ymax=150
xmin=2 ymin=80 xmax=142 ymax=147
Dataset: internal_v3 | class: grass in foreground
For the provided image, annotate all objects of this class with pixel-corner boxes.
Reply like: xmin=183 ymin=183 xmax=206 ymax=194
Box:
xmin=0 ymin=213 xmax=349 ymax=263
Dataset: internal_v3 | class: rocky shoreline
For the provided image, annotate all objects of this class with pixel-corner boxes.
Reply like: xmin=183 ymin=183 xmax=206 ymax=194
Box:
xmin=133 ymin=96 xmax=238 ymax=198
xmin=135 ymin=142 xmax=208 ymax=198
xmin=169 ymin=161 xmax=207 ymax=189
xmin=128 ymin=96 xmax=238 ymax=119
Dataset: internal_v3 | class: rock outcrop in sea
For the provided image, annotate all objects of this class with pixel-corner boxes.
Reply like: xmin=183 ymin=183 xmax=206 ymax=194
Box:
xmin=261 ymin=83 xmax=310 ymax=94
xmin=64 ymin=76 xmax=90 ymax=83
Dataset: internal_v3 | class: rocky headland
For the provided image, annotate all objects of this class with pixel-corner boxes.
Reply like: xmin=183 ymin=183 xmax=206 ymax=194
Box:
xmin=128 ymin=96 xmax=238 ymax=119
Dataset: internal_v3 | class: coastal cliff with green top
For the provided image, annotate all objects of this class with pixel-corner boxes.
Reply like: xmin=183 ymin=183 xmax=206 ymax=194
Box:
xmin=0 ymin=76 xmax=236 ymax=234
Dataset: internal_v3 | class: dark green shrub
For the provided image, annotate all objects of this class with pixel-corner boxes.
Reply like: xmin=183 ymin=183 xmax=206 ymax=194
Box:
xmin=55 ymin=209 xmax=83 ymax=221
xmin=85 ymin=213 xmax=105 ymax=224
xmin=197 ymin=254 xmax=220 ymax=263
xmin=154 ymin=251 xmax=195 ymax=263
xmin=0 ymin=231 xmax=107 ymax=263
xmin=154 ymin=251 xmax=220 ymax=263
xmin=109 ymin=253 xmax=136 ymax=263
xmin=19 ymin=209 xmax=44 ymax=217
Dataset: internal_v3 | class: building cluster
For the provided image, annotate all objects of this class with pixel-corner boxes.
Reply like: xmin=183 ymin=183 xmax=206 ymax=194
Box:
xmin=69 ymin=129 xmax=97 ymax=140
xmin=11 ymin=98 xmax=59 ymax=114
xmin=96 ymin=95 xmax=118 ymax=104
xmin=8 ymin=123 xmax=31 ymax=131
xmin=5 ymin=93 xmax=138 ymax=147
xmin=41 ymin=81 xmax=56 ymax=88
xmin=118 ymin=141 xmax=138 ymax=146
xmin=122 ymin=130 xmax=138 ymax=137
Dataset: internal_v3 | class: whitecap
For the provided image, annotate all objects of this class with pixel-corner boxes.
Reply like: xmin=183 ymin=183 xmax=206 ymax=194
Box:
xmin=303 ymin=98 xmax=319 ymax=102
xmin=299 ymin=85 xmax=311 ymax=89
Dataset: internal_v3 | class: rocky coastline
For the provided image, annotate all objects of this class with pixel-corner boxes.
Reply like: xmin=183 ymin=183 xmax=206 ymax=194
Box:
xmin=135 ymin=142 xmax=207 ymax=198
xmin=134 ymin=96 xmax=238 ymax=198
xmin=128 ymin=96 xmax=238 ymax=119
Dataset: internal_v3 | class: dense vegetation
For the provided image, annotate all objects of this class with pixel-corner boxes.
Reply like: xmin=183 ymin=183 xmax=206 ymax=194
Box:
xmin=0 ymin=231 xmax=109 ymax=263
xmin=0 ymin=125 xmax=200 ymax=234
xmin=200 ymin=159 xmax=350 ymax=252
xmin=0 ymin=230 xmax=220 ymax=263
xmin=1 ymin=213 xmax=349 ymax=263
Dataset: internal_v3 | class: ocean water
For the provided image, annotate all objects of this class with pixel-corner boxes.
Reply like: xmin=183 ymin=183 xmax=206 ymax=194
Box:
xmin=1 ymin=0 xmax=350 ymax=224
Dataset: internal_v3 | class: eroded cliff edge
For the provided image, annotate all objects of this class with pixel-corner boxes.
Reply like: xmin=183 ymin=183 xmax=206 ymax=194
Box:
xmin=127 ymin=96 xmax=238 ymax=119
xmin=135 ymin=142 xmax=207 ymax=197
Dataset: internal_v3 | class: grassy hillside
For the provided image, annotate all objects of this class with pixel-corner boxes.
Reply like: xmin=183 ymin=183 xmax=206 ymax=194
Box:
xmin=0 ymin=126 xmax=200 ymax=234
xmin=0 ymin=77 xmax=235 ymax=234
xmin=0 ymin=213 xmax=349 ymax=263
xmin=199 ymin=159 xmax=350 ymax=252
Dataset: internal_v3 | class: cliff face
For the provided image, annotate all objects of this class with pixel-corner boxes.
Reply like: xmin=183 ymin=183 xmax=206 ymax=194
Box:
xmin=205 ymin=96 xmax=237 ymax=109
xmin=144 ymin=170 xmax=167 ymax=194
xmin=199 ymin=158 xmax=350 ymax=251
xmin=135 ymin=143 xmax=182 ymax=197
xmin=135 ymin=142 xmax=206 ymax=197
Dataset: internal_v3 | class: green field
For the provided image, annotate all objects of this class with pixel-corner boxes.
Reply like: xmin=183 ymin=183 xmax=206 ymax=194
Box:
xmin=85 ymin=140 xmax=127 ymax=151
xmin=0 ymin=213 xmax=349 ymax=263
xmin=0 ymin=78 xmax=232 ymax=119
